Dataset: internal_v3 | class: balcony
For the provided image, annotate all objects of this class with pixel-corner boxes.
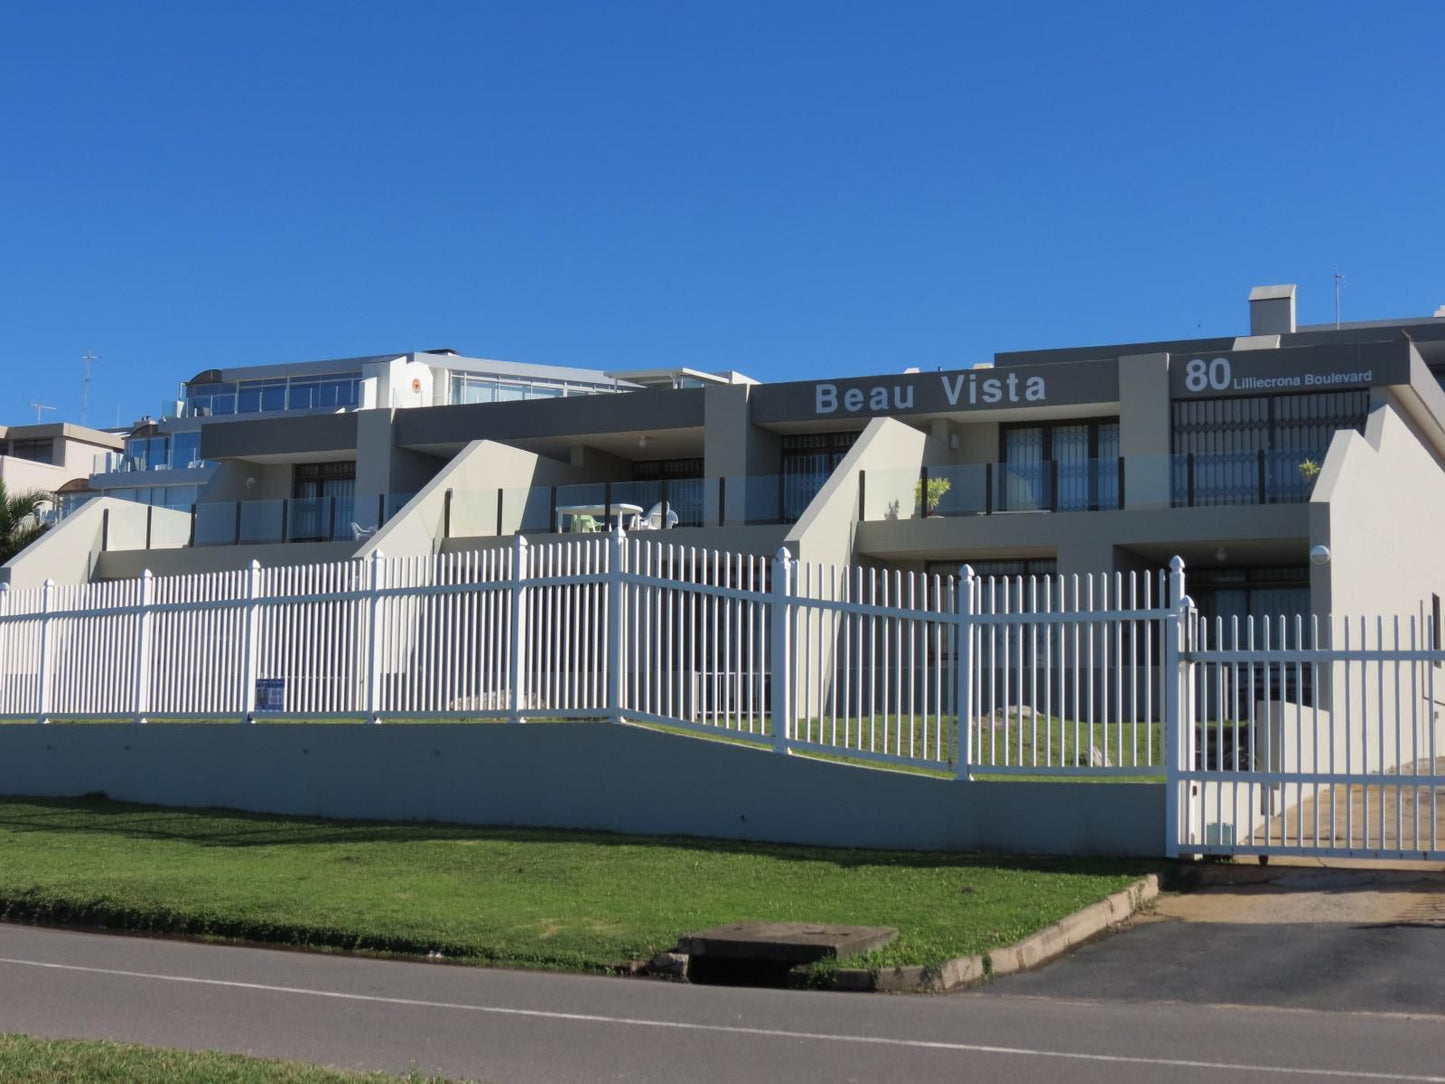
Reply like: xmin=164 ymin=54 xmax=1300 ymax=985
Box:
xmin=442 ymin=474 xmax=831 ymax=537
xmin=188 ymin=494 xmax=416 ymax=546
xmin=860 ymin=460 xmax=1123 ymax=521
xmin=858 ymin=451 xmax=1322 ymax=523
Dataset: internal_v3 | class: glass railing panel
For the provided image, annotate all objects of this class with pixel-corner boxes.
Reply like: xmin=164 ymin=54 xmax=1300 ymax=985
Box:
xmin=348 ymin=495 xmax=385 ymax=535
xmin=1054 ymin=458 xmax=1121 ymax=511
xmin=609 ymin=478 xmax=706 ymax=529
xmin=287 ymin=497 xmax=333 ymax=542
xmin=927 ymin=463 xmax=990 ymax=516
xmin=741 ymin=474 xmax=786 ymax=525
xmin=237 ymin=499 xmax=284 ymax=544
xmin=385 ymin=492 xmax=416 ymax=521
xmin=497 ymin=485 xmax=553 ymax=534
xmin=1265 ymin=449 xmax=1325 ymax=504
xmin=992 ymin=460 xmax=1051 ymax=512
xmin=448 ymin=489 xmax=499 ymax=537
xmin=860 ymin=467 xmax=921 ymax=520
xmin=551 ymin=482 xmax=609 ymax=533
xmin=193 ymin=503 xmax=235 ymax=546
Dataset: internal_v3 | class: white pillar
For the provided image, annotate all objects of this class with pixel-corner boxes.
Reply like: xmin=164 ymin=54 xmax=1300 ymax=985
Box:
xmin=36 ymin=579 xmax=55 ymax=725
xmin=365 ymin=550 xmax=386 ymax=723
xmin=240 ymin=560 xmax=262 ymax=724
xmin=606 ymin=528 xmax=627 ymax=724
xmin=509 ymin=534 xmax=531 ymax=723
xmin=133 ymin=569 xmax=154 ymax=724
xmin=770 ymin=548 xmax=793 ymax=754
xmin=955 ymin=564 xmax=976 ymax=780
xmin=1164 ymin=554 xmax=1190 ymax=858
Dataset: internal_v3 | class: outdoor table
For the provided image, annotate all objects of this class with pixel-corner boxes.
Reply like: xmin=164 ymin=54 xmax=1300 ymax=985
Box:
xmin=554 ymin=502 xmax=643 ymax=533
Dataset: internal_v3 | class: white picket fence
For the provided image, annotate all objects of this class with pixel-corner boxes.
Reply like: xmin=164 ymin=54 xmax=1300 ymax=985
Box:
xmin=6 ymin=535 xmax=1440 ymax=859
xmin=0 ymin=533 xmax=1182 ymax=778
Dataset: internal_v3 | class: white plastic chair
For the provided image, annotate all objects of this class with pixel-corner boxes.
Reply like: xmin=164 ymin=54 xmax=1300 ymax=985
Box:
xmin=643 ymin=503 xmax=680 ymax=530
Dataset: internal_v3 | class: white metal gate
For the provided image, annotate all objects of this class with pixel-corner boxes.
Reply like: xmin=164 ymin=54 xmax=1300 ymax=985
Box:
xmin=1174 ymin=606 xmax=1445 ymax=861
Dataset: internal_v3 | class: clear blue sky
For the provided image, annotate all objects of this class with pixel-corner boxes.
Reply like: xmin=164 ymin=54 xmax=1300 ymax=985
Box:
xmin=3 ymin=1 xmax=1443 ymax=429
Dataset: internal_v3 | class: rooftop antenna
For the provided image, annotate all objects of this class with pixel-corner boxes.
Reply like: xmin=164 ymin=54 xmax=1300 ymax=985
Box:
xmin=1334 ymin=272 xmax=1345 ymax=329
xmin=28 ymin=400 xmax=56 ymax=424
xmin=81 ymin=350 xmax=101 ymax=425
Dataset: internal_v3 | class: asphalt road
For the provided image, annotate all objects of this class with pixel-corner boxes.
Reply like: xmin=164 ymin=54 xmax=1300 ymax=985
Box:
xmin=989 ymin=917 xmax=1445 ymax=1015
xmin=1 ymin=923 xmax=1444 ymax=1084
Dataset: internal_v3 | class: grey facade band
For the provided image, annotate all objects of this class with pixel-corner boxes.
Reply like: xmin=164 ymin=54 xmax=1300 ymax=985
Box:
xmin=749 ymin=358 xmax=1120 ymax=423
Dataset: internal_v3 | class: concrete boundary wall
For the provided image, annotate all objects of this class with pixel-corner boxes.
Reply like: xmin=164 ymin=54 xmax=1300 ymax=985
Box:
xmin=0 ymin=723 xmax=1163 ymax=856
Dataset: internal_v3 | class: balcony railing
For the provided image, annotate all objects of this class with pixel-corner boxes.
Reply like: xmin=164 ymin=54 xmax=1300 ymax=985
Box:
xmin=442 ymin=473 xmax=830 ymax=536
xmin=857 ymin=451 xmax=1323 ymax=522
xmin=197 ymin=493 xmax=416 ymax=547
xmin=859 ymin=460 xmax=1123 ymax=521
xmin=92 ymin=453 xmax=210 ymax=475
xmin=1170 ymin=449 xmax=1324 ymax=507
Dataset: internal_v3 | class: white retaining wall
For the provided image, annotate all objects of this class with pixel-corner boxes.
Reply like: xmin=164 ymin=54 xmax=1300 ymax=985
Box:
xmin=0 ymin=722 xmax=1164 ymax=856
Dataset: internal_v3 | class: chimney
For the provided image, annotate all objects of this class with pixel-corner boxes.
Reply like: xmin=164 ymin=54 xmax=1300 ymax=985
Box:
xmin=1248 ymin=284 xmax=1297 ymax=335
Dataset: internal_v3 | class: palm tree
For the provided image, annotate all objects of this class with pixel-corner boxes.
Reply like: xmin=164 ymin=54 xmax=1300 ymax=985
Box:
xmin=0 ymin=481 xmax=52 ymax=564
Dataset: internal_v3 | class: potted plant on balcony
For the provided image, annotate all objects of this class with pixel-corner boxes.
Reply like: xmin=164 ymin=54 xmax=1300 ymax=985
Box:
xmin=1297 ymin=458 xmax=1322 ymax=488
xmin=914 ymin=476 xmax=952 ymax=516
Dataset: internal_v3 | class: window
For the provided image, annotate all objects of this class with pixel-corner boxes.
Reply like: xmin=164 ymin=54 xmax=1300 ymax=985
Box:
xmin=999 ymin=420 xmax=1120 ymax=511
xmin=632 ymin=458 xmax=705 ymax=527
xmin=1189 ymin=566 xmax=1310 ymax=627
xmin=780 ymin=432 xmax=859 ymax=520
xmin=633 ymin=458 xmax=704 ymax=481
xmin=237 ymin=380 xmax=288 ymax=413
xmin=453 ymin=375 xmax=496 ymax=404
xmin=163 ymin=485 xmax=199 ymax=511
xmin=317 ymin=377 xmax=360 ymax=409
xmin=10 ymin=438 xmax=54 ymax=463
xmin=1172 ymin=391 xmax=1368 ymax=458
xmin=1171 ymin=391 xmax=1367 ymax=505
xmin=172 ymin=431 xmax=202 ymax=468
xmin=185 ymin=381 xmax=237 ymax=416
xmin=292 ymin=460 xmax=356 ymax=498
xmin=450 ymin=372 xmax=605 ymax=406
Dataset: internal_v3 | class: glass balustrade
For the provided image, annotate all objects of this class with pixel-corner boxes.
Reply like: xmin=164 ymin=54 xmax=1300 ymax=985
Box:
xmin=1171 ymin=449 xmax=1325 ymax=507
xmin=860 ymin=460 xmax=1123 ymax=520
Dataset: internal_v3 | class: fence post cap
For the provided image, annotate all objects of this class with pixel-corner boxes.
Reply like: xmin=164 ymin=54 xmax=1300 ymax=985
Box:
xmin=514 ymin=533 xmax=529 ymax=549
xmin=774 ymin=547 xmax=792 ymax=564
xmin=141 ymin=568 xmax=154 ymax=579
xmin=1169 ymin=555 xmax=1186 ymax=573
xmin=959 ymin=562 xmax=976 ymax=582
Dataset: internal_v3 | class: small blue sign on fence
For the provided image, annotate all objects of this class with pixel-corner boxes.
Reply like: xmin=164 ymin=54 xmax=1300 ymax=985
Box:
xmin=255 ymin=678 xmax=286 ymax=712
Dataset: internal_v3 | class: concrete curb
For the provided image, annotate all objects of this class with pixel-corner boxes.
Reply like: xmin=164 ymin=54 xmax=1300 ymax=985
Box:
xmin=833 ymin=873 xmax=1160 ymax=994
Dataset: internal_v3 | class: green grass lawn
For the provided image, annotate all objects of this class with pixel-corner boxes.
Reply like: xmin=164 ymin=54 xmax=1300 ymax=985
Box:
xmin=0 ymin=797 xmax=1152 ymax=973
xmin=0 ymin=1034 xmax=462 ymax=1083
